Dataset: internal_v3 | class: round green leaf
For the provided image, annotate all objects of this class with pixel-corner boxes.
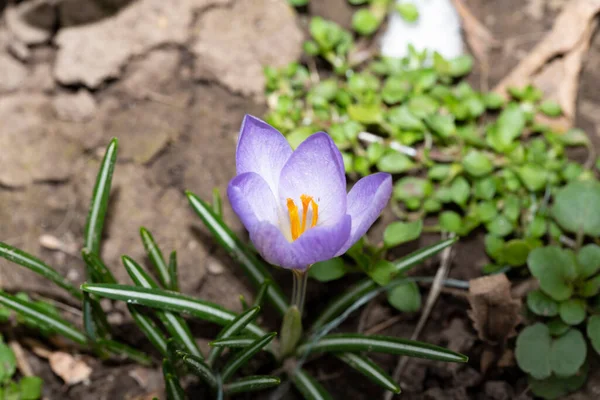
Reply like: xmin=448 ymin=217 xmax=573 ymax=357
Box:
xmin=425 ymin=114 xmax=456 ymax=138
xmin=552 ymin=180 xmax=600 ymax=236
xmin=393 ymin=177 xmax=433 ymax=200
xmin=539 ymin=100 xmax=562 ymax=117
xmin=377 ymin=153 xmax=415 ymax=173
xmin=550 ymin=328 xmax=586 ymax=377
xmin=396 ymin=3 xmax=419 ymax=22
xmin=476 ymin=201 xmax=497 ymax=222
xmin=517 ymin=165 xmax=547 ymax=192
xmin=485 ymin=215 xmax=513 ymax=237
xmin=484 ymin=234 xmax=504 ymax=262
xmin=547 ymin=318 xmax=570 ymax=337
xmin=474 ymin=177 xmax=497 ymax=200
xmin=527 ymin=290 xmax=558 ymax=317
xmin=529 ymin=368 xmax=588 ymax=400
xmin=577 ymin=244 xmax=600 ymax=279
xmin=352 ymin=9 xmax=380 ymax=36
xmin=428 ymin=164 xmax=451 ymax=181
xmin=527 ymin=246 xmax=577 ymax=301
xmin=439 ymin=211 xmax=462 ymax=233
xmin=558 ymin=299 xmax=586 ymax=325
xmin=462 ymin=151 xmax=493 ymax=177
xmin=309 ymin=258 xmax=346 ymax=282
xmin=383 ymin=220 xmax=423 ymax=248
xmin=368 ymin=260 xmax=397 ymax=286
xmin=503 ymin=239 xmax=531 ymax=266
xmin=450 ymin=176 xmax=470 ymax=206
xmin=586 ymin=315 xmax=600 ymax=355
xmin=387 ymin=282 xmax=421 ymax=312
xmin=515 ymin=323 xmax=552 ymax=379
xmin=387 ymin=106 xmax=425 ymax=131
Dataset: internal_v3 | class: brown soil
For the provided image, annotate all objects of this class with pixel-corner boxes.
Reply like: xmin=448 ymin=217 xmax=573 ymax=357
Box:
xmin=1 ymin=0 xmax=600 ymax=399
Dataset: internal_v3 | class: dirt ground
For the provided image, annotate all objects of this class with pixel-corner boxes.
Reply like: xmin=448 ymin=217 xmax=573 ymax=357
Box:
xmin=1 ymin=0 xmax=600 ymax=399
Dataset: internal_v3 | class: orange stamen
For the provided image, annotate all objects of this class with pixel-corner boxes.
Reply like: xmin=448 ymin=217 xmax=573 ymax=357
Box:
xmin=287 ymin=199 xmax=300 ymax=241
xmin=287 ymin=195 xmax=319 ymax=241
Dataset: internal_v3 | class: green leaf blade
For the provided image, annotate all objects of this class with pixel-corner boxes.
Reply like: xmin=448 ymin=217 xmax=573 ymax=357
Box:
xmin=336 ymin=353 xmax=400 ymax=394
xmin=221 ymin=332 xmax=277 ymax=382
xmin=224 ymin=375 xmax=281 ymax=394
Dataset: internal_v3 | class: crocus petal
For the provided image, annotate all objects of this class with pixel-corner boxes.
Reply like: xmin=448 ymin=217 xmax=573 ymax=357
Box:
xmin=250 ymin=215 xmax=351 ymax=270
xmin=336 ymin=172 xmax=392 ymax=256
xmin=227 ymin=172 xmax=279 ymax=232
xmin=236 ymin=115 xmax=292 ymax=195
xmin=278 ymin=132 xmax=346 ymax=226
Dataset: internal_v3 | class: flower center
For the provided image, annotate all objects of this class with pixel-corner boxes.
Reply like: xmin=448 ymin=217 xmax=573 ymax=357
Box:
xmin=286 ymin=194 xmax=319 ymax=241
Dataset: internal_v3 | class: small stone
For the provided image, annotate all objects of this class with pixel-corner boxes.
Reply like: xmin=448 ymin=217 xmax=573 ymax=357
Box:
xmin=207 ymin=258 xmax=225 ymax=275
xmin=53 ymin=90 xmax=97 ymax=122
xmin=39 ymin=234 xmax=63 ymax=250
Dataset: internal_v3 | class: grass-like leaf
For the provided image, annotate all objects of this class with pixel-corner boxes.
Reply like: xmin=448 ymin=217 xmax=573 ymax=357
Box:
xmin=207 ymin=306 xmax=261 ymax=366
xmin=122 ymin=256 xmax=202 ymax=358
xmin=186 ymin=191 xmax=289 ymax=315
xmin=253 ymin=280 xmax=271 ymax=308
xmin=310 ymin=279 xmax=376 ymax=332
xmin=212 ymin=188 xmax=223 ymax=217
xmin=336 ymin=353 xmax=400 ymax=394
xmin=224 ymin=375 xmax=281 ymax=394
xmin=291 ymin=368 xmax=333 ymax=400
xmin=139 ymin=228 xmax=171 ymax=288
xmin=81 ymin=284 xmax=265 ymax=337
xmin=209 ymin=337 xmax=255 ymax=348
xmin=168 ymin=251 xmax=179 ymax=292
xmin=221 ymin=332 xmax=277 ymax=382
xmin=176 ymin=350 xmax=217 ymax=389
xmin=0 ymin=291 xmax=86 ymax=345
xmin=81 ymin=250 xmax=117 ymax=284
xmin=82 ymin=292 xmax=97 ymax=342
xmin=0 ymin=242 xmax=82 ymax=300
xmin=392 ymin=237 xmax=457 ymax=275
xmin=84 ymin=138 xmax=118 ymax=256
xmin=311 ymin=238 xmax=457 ymax=332
xmin=129 ymin=305 xmax=168 ymax=356
xmin=163 ymin=359 xmax=186 ymax=400
xmin=99 ymin=339 xmax=152 ymax=365
xmin=297 ymin=334 xmax=468 ymax=363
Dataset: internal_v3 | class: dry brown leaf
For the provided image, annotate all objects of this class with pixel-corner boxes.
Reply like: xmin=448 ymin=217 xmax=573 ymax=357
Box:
xmin=494 ymin=0 xmax=600 ymax=129
xmin=451 ymin=0 xmax=499 ymax=64
xmin=467 ymin=274 xmax=521 ymax=345
xmin=49 ymin=352 xmax=92 ymax=385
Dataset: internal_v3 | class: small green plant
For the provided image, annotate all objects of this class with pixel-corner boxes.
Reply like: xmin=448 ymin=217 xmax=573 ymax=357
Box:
xmin=0 ymin=335 xmax=43 ymax=400
xmin=0 ymin=138 xmax=467 ymax=399
xmin=515 ymin=179 xmax=600 ymax=399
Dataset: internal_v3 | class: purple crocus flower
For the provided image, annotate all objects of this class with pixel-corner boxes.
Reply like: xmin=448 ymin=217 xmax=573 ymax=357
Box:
xmin=228 ymin=115 xmax=392 ymax=270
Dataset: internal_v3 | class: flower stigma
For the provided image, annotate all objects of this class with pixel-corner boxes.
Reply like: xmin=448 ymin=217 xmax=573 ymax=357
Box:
xmin=286 ymin=194 xmax=318 ymax=241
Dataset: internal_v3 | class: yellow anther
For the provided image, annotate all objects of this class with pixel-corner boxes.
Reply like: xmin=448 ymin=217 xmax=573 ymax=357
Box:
xmin=287 ymin=195 xmax=319 ymax=241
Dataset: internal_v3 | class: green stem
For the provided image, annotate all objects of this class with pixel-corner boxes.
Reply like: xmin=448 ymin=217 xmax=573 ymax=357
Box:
xmin=292 ymin=269 xmax=309 ymax=317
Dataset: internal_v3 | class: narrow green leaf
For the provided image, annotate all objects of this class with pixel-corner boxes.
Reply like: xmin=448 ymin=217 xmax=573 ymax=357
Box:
xmin=207 ymin=306 xmax=261 ymax=366
xmin=297 ymin=334 xmax=467 ymax=363
xmin=392 ymin=237 xmax=457 ymax=275
xmin=139 ymin=228 xmax=170 ymax=288
xmin=209 ymin=337 xmax=255 ymax=348
xmin=186 ymin=191 xmax=289 ymax=315
xmin=0 ymin=291 xmax=86 ymax=345
xmin=82 ymin=292 xmax=97 ymax=342
xmin=176 ymin=350 xmax=217 ymax=389
xmin=168 ymin=251 xmax=179 ymax=292
xmin=81 ymin=250 xmax=117 ymax=284
xmin=99 ymin=339 xmax=152 ymax=366
xmin=163 ymin=359 xmax=186 ymax=400
xmin=84 ymin=138 xmax=118 ymax=256
xmin=221 ymin=332 xmax=277 ymax=382
xmin=0 ymin=242 xmax=82 ymax=300
xmin=212 ymin=188 xmax=223 ymax=217
xmin=336 ymin=353 xmax=400 ymax=393
xmin=82 ymin=284 xmax=265 ymax=337
xmin=253 ymin=280 xmax=271 ymax=308
xmin=311 ymin=280 xmax=376 ymax=332
xmin=122 ymin=256 xmax=202 ymax=358
xmin=291 ymin=368 xmax=333 ymax=400
xmin=224 ymin=375 xmax=281 ymax=394
xmin=129 ymin=305 xmax=168 ymax=356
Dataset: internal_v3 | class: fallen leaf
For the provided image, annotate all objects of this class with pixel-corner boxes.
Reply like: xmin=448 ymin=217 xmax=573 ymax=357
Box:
xmin=49 ymin=352 xmax=92 ymax=385
xmin=451 ymin=0 xmax=499 ymax=64
xmin=494 ymin=0 xmax=600 ymax=130
xmin=467 ymin=274 xmax=522 ymax=345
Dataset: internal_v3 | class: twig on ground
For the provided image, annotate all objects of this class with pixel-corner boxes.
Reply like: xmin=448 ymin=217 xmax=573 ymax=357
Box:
xmin=384 ymin=233 xmax=455 ymax=400
xmin=9 ymin=340 xmax=34 ymax=377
